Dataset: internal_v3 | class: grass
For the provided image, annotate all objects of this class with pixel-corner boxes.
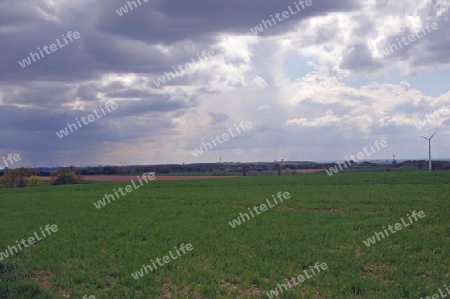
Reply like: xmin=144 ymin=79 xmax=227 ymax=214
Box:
xmin=0 ymin=171 xmax=449 ymax=298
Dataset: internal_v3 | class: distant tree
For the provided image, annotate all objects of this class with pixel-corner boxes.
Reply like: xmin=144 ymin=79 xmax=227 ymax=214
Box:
xmin=36 ymin=170 xmax=51 ymax=177
xmin=286 ymin=163 xmax=297 ymax=170
xmin=155 ymin=166 xmax=171 ymax=173
xmin=242 ymin=164 xmax=249 ymax=176
xmin=276 ymin=163 xmax=281 ymax=175
xmin=0 ymin=170 xmax=18 ymax=188
xmin=391 ymin=158 xmax=398 ymax=167
xmin=51 ymin=168 xmax=80 ymax=185
xmin=27 ymin=175 xmax=42 ymax=187
xmin=0 ymin=168 xmax=35 ymax=188
xmin=283 ymin=167 xmax=292 ymax=175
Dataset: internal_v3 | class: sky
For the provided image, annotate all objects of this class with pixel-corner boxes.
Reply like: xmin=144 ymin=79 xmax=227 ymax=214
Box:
xmin=1 ymin=0 xmax=450 ymax=167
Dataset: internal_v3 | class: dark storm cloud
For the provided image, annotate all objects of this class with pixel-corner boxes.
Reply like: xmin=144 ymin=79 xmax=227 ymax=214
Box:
xmin=0 ymin=101 xmax=179 ymax=153
xmin=0 ymin=0 xmax=52 ymax=26
xmin=340 ymin=44 xmax=381 ymax=72
xmin=340 ymin=8 xmax=450 ymax=74
xmin=99 ymin=0 xmax=359 ymax=42
xmin=0 ymin=95 xmax=194 ymax=132
xmin=0 ymin=0 xmax=359 ymax=83
xmin=111 ymin=97 xmax=197 ymax=117
xmin=0 ymin=84 xmax=77 ymax=107
xmin=409 ymin=20 xmax=450 ymax=67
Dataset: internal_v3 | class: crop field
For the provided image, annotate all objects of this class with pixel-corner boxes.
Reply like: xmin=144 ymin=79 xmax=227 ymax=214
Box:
xmin=1 ymin=171 xmax=449 ymax=298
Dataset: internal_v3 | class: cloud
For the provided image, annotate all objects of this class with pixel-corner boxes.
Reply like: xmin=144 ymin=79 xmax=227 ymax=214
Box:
xmin=1 ymin=0 xmax=449 ymax=165
xmin=209 ymin=113 xmax=229 ymax=124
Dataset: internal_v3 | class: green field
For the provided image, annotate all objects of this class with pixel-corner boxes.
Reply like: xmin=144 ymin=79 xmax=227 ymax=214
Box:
xmin=1 ymin=172 xmax=449 ymax=298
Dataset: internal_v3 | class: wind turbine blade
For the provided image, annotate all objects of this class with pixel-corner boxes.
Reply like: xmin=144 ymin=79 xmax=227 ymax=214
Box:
xmin=420 ymin=136 xmax=428 ymax=139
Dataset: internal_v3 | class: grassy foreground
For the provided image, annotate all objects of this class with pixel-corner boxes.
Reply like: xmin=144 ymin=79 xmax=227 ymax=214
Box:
xmin=0 ymin=171 xmax=449 ymax=298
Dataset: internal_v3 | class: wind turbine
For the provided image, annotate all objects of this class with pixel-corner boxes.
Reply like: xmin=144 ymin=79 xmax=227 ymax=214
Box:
xmin=420 ymin=132 xmax=436 ymax=171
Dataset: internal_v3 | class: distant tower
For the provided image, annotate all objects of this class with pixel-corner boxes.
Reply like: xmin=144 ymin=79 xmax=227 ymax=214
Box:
xmin=392 ymin=154 xmax=397 ymax=167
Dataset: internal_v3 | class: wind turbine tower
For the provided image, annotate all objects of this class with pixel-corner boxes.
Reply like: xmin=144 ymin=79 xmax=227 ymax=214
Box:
xmin=421 ymin=132 xmax=436 ymax=171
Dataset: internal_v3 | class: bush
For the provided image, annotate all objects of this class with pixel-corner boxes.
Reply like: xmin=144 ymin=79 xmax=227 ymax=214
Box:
xmin=0 ymin=168 xmax=35 ymax=188
xmin=27 ymin=175 xmax=42 ymax=187
xmin=51 ymin=169 xmax=80 ymax=185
